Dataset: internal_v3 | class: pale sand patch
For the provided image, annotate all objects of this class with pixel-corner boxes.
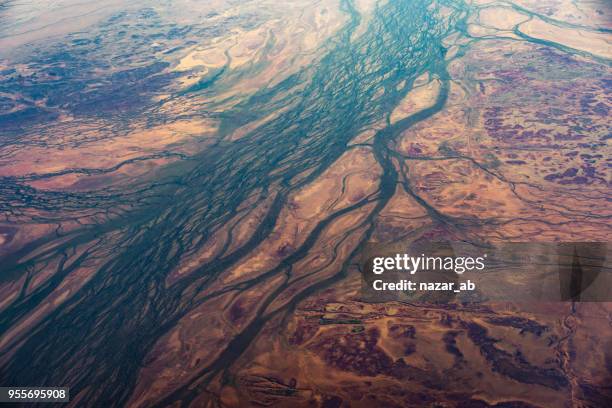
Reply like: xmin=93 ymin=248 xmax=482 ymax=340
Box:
xmin=468 ymin=23 xmax=501 ymax=37
xmin=174 ymin=46 xmax=227 ymax=87
xmin=350 ymin=0 xmax=382 ymax=40
xmin=175 ymin=48 xmax=226 ymax=71
xmin=390 ymin=78 xmax=440 ymax=124
xmin=228 ymin=110 xmax=283 ymax=141
xmin=169 ymin=0 xmax=347 ymax=96
xmin=228 ymin=29 xmax=269 ymax=68
xmin=519 ymin=18 xmax=612 ymax=59
xmin=478 ymin=6 xmax=529 ymax=31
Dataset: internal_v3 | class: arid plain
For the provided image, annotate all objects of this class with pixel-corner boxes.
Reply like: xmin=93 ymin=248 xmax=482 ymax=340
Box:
xmin=0 ymin=0 xmax=610 ymax=407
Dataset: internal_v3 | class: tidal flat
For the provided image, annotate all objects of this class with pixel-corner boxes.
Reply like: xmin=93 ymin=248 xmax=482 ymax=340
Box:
xmin=0 ymin=0 xmax=610 ymax=407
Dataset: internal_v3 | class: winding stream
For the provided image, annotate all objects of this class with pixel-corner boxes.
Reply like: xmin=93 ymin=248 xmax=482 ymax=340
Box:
xmin=1 ymin=0 xmax=608 ymax=406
